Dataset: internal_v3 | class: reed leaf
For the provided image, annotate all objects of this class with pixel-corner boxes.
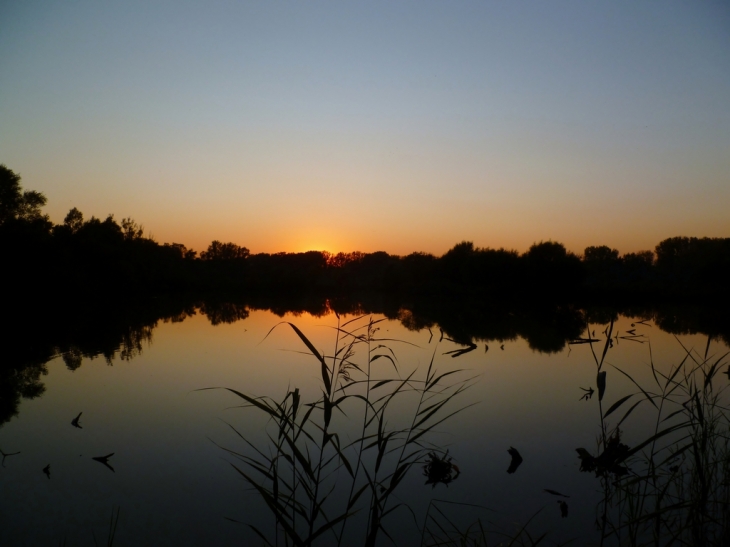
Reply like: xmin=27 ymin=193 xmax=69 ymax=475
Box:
xmin=597 ymin=371 xmax=607 ymax=402
xmin=604 ymin=394 xmax=634 ymax=419
xmin=620 ymin=422 xmax=691 ymax=461
xmin=617 ymin=399 xmax=644 ymax=427
xmin=371 ymin=354 xmax=398 ymax=371
xmin=610 ymin=365 xmax=659 ymax=409
xmin=407 ymin=403 xmax=477 ymax=446
xmin=306 ymin=512 xmax=353 ymax=544
xmin=347 ymin=484 xmax=369 ymax=512
xmin=371 ymin=379 xmax=395 ymax=391
xmin=283 ymin=322 xmax=332 ymax=395
xmin=247 ymin=525 xmax=276 ymax=547
xmin=231 ymin=464 xmax=306 ymax=547
xmin=426 ymin=370 xmax=463 ymax=392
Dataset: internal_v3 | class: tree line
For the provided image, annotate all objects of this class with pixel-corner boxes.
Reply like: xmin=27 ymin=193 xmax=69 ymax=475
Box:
xmin=2 ymin=164 xmax=728 ymax=300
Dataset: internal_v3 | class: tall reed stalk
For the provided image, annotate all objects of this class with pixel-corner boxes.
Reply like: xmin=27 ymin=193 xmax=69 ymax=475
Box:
xmin=581 ymin=320 xmax=730 ymax=546
xmin=205 ymin=314 xmax=475 ymax=546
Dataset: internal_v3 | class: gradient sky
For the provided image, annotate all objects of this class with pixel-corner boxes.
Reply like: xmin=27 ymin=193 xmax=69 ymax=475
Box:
xmin=1 ymin=1 xmax=728 ymax=255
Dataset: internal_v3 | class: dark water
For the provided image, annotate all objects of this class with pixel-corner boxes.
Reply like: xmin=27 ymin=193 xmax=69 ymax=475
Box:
xmin=1 ymin=298 xmax=728 ymax=545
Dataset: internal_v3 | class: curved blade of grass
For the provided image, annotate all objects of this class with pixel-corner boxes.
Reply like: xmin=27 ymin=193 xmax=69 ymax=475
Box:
xmin=340 ymin=313 xmax=369 ymax=328
xmin=620 ymin=422 xmax=691 ymax=461
xmin=426 ymin=370 xmax=463 ymax=391
xmin=247 ymin=525 xmax=275 ymax=547
xmin=604 ymin=394 xmax=634 ymax=419
xmin=660 ymin=355 xmax=689 ymax=393
xmin=413 ymin=399 xmax=452 ymax=429
xmin=306 ymin=511 xmax=353 ymax=544
xmin=617 ymin=399 xmax=644 ymax=427
xmin=199 ymin=387 xmax=281 ymax=418
xmin=655 ymin=441 xmax=695 ymax=468
xmin=372 ymin=337 xmax=422 ymax=348
xmin=231 ymin=464 xmax=305 ymax=547
xmin=347 ymin=483 xmax=369 ymax=511
xmin=370 ymin=379 xmax=396 ymax=391
xmin=598 ymin=319 xmax=614 ymax=369
xmin=284 ymin=322 xmax=332 ymax=395
xmin=505 ymin=507 xmax=545 ymax=547
xmin=280 ymin=432 xmax=315 ymax=480
xmin=704 ymin=351 xmax=729 ymax=390
xmin=329 ymin=432 xmax=354 ymax=478
xmin=371 ymin=354 xmax=398 ymax=372
xmin=407 ymin=402 xmax=478 ymax=446
xmin=609 ymin=365 xmax=659 ymax=409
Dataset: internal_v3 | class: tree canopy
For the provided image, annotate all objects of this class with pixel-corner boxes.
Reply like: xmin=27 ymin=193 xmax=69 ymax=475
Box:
xmin=0 ymin=164 xmax=48 ymax=225
xmin=1 ymin=163 xmax=727 ymax=299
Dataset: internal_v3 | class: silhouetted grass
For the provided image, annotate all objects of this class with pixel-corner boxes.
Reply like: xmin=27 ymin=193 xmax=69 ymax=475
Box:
xmin=580 ymin=322 xmax=730 ymax=546
xmin=91 ymin=506 xmax=121 ymax=547
xmin=419 ymin=501 xmax=567 ymax=547
xmin=423 ymin=321 xmax=730 ymax=546
xmin=203 ymin=314 xmax=480 ymax=546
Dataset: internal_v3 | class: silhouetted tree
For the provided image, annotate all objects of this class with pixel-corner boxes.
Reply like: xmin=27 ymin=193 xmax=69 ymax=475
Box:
xmin=2 ymin=163 xmax=728 ymax=300
xmin=401 ymin=252 xmax=438 ymax=292
xmin=525 ymin=240 xmax=570 ymax=263
xmin=164 ymin=242 xmax=197 ymax=260
xmin=523 ymin=241 xmax=583 ymax=294
xmin=584 ymin=245 xmax=620 ymax=263
xmin=201 ymin=240 xmax=250 ymax=260
xmin=440 ymin=241 xmax=477 ymax=287
xmin=63 ymin=207 xmax=84 ymax=233
xmin=0 ymin=164 xmax=49 ymax=225
xmin=621 ymin=250 xmax=655 ymax=287
xmin=121 ymin=217 xmax=145 ymax=240
xmin=583 ymin=246 xmax=621 ymax=289
xmin=655 ymin=237 xmax=730 ymax=289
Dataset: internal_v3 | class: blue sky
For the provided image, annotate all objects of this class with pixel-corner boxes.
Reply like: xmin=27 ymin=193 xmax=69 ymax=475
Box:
xmin=1 ymin=1 xmax=728 ymax=253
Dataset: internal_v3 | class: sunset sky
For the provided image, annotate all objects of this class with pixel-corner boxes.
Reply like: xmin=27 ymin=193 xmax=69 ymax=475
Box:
xmin=1 ymin=1 xmax=728 ymax=256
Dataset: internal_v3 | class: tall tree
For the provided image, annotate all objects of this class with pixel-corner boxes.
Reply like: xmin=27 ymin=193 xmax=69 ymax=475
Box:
xmin=0 ymin=164 xmax=48 ymax=224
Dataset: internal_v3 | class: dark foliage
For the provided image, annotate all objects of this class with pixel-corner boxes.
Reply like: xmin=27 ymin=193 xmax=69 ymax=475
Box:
xmin=1 ymin=164 xmax=728 ymax=302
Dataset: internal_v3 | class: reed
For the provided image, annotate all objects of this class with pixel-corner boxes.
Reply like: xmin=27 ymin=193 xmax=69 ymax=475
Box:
xmin=431 ymin=318 xmax=730 ymax=546
xmin=91 ymin=506 xmax=121 ymax=547
xmin=207 ymin=312 xmax=730 ymax=545
xmin=581 ymin=322 xmax=730 ymax=546
xmin=205 ymin=314 xmax=476 ymax=546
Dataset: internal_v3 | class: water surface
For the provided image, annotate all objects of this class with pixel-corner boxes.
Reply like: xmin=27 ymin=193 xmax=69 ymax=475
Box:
xmin=1 ymin=302 xmax=728 ymax=545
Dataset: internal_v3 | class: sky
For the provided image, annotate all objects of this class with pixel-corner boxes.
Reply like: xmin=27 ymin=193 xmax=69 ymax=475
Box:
xmin=1 ymin=1 xmax=729 ymax=256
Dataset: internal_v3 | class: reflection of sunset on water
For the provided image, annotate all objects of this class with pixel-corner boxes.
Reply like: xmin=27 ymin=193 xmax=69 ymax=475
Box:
xmin=2 ymin=300 xmax=728 ymax=544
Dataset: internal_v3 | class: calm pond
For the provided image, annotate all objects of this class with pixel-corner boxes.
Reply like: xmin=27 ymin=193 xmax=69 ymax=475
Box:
xmin=2 ymin=300 xmax=729 ymax=546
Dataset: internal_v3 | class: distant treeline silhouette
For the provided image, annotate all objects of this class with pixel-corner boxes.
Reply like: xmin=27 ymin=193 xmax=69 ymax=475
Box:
xmin=2 ymin=164 xmax=728 ymax=300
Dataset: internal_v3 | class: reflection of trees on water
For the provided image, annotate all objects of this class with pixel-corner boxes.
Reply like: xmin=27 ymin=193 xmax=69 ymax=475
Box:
xmin=0 ymin=363 xmax=47 ymax=427
xmin=59 ymin=325 xmax=155 ymax=370
xmin=2 ymin=293 xmax=729 ymax=427
xmin=198 ymin=300 xmax=249 ymax=325
xmin=651 ymin=305 xmax=730 ymax=347
xmin=392 ymin=302 xmax=586 ymax=353
xmin=0 ymin=298 xmax=195 ymax=426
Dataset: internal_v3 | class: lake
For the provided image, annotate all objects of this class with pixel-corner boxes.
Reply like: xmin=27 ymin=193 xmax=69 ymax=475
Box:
xmin=1 ymin=298 xmax=729 ymax=545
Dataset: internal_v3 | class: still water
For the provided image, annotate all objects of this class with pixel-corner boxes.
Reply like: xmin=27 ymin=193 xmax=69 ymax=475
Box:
xmin=1 ymin=302 xmax=728 ymax=545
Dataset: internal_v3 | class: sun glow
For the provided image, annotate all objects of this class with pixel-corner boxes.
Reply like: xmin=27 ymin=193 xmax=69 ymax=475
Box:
xmin=293 ymin=233 xmax=341 ymax=255
xmin=303 ymin=247 xmax=330 ymax=254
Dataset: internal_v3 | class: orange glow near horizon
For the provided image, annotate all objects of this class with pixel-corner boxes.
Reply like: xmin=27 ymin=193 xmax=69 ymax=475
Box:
xmin=2 ymin=3 xmax=729 ymax=261
xmin=156 ymin=226 xmax=674 ymax=259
